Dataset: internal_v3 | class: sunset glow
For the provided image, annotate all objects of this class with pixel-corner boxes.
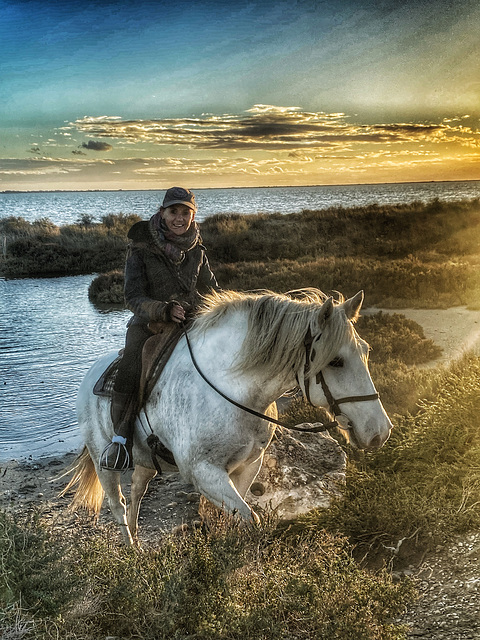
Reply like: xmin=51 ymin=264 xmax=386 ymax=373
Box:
xmin=1 ymin=0 xmax=479 ymax=191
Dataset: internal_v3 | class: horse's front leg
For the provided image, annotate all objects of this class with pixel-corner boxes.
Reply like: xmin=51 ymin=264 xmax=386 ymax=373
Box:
xmin=192 ymin=461 xmax=260 ymax=523
xmin=229 ymin=455 xmax=264 ymax=499
xmin=127 ymin=465 xmax=157 ymax=540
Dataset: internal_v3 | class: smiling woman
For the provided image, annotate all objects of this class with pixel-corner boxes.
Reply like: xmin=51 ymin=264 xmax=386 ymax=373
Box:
xmin=161 ymin=204 xmax=195 ymax=235
xmin=99 ymin=186 xmax=221 ymax=471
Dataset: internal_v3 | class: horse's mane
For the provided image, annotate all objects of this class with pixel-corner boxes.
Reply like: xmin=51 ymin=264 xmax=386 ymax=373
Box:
xmin=192 ymin=288 xmax=353 ymax=376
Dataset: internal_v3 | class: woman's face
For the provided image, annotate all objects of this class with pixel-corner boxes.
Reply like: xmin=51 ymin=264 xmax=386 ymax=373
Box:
xmin=161 ymin=204 xmax=195 ymax=236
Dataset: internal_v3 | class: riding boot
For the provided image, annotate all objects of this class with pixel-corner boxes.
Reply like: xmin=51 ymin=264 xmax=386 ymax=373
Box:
xmin=99 ymin=390 xmax=137 ymax=471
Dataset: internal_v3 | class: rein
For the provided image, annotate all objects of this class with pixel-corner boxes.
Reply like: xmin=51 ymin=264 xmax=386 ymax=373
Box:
xmin=182 ymin=324 xmax=339 ymax=435
xmin=144 ymin=322 xmax=381 ymax=472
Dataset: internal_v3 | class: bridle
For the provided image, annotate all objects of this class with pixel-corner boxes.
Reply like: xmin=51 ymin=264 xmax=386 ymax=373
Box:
xmin=301 ymin=327 xmax=379 ymax=431
xmin=182 ymin=324 xmax=379 ymax=435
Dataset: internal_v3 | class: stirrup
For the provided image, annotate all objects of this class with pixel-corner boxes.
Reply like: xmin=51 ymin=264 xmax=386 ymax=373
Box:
xmin=99 ymin=436 xmax=132 ymax=472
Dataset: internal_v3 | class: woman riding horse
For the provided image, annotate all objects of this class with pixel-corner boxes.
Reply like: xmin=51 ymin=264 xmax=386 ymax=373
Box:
xmin=101 ymin=186 xmax=220 ymax=471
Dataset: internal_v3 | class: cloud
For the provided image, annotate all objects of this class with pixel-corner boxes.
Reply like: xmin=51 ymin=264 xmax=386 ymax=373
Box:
xmin=0 ymin=156 xmax=115 ymax=178
xmin=81 ymin=140 xmax=113 ymax=151
xmin=72 ymin=105 xmax=480 ymax=152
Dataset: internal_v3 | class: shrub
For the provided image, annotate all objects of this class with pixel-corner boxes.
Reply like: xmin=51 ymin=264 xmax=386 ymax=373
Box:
xmin=299 ymin=354 xmax=480 ymax=559
xmin=88 ymin=270 xmax=124 ymax=305
xmin=357 ymin=312 xmax=442 ymax=365
xmin=0 ymin=515 xmax=415 ymax=639
xmin=0 ymin=511 xmax=78 ymax=616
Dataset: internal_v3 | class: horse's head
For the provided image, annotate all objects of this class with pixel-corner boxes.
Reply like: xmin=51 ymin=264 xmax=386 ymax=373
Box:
xmin=298 ymin=291 xmax=392 ymax=450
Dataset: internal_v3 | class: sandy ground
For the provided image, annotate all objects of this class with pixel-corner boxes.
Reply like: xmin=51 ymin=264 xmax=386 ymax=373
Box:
xmin=2 ymin=306 xmax=480 ymax=638
xmin=371 ymin=305 xmax=480 ymax=365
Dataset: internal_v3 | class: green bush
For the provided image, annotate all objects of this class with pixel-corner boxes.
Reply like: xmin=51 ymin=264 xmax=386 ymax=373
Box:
xmin=0 ymin=215 xmax=132 ymax=276
xmin=357 ymin=312 xmax=442 ymax=365
xmin=88 ymin=269 xmax=125 ymax=304
xmin=0 ymin=511 xmax=78 ymax=616
xmin=201 ymin=198 xmax=480 ymax=263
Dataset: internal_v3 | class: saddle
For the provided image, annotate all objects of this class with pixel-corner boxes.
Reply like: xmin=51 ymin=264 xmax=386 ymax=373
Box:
xmin=138 ymin=321 xmax=185 ymax=405
xmin=93 ymin=321 xmax=186 ymax=407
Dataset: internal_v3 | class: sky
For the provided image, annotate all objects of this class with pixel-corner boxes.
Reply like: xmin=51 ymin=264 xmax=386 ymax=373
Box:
xmin=1 ymin=0 xmax=480 ymax=191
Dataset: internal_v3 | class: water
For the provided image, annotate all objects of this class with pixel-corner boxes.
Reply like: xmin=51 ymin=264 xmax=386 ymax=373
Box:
xmin=0 ymin=276 xmax=129 ymax=460
xmin=1 ymin=181 xmax=480 ymax=461
xmin=1 ymin=181 xmax=479 ymax=226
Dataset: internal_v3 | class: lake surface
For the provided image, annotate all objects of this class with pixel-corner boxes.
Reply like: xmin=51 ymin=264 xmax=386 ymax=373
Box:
xmin=1 ymin=181 xmax=480 ymax=461
xmin=1 ymin=181 xmax=480 ymax=226
xmin=0 ymin=276 xmax=129 ymax=460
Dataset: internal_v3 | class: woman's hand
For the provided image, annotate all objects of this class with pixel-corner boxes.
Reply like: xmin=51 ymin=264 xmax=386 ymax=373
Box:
xmin=170 ymin=303 xmax=186 ymax=323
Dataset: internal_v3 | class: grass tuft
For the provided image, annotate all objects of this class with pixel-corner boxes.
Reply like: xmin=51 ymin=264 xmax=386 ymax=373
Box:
xmin=294 ymin=354 xmax=480 ymax=560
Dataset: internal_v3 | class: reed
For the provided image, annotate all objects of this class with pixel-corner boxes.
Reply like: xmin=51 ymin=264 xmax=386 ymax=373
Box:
xmin=79 ymin=198 xmax=480 ymax=308
xmin=3 ymin=199 xmax=480 ymax=309
xmin=0 ymin=213 xmax=140 ymax=276
xmin=297 ymin=354 xmax=480 ymax=562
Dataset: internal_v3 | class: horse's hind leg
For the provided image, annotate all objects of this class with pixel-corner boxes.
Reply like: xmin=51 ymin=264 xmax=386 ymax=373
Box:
xmin=98 ymin=469 xmax=134 ymax=545
xmin=127 ymin=465 xmax=157 ymax=540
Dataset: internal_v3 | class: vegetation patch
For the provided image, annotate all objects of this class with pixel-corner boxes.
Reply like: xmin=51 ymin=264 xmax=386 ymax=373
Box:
xmin=0 ymin=213 xmax=140 ymax=276
xmin=293 ymin=354 xmax=480 ymax=563
xmin=87 ymin=269 xmax=125 ymax=305
xmin=0 ymin=513 xmax=415 ymax=640
xmin=3 ymin=199 xmax=480 ymax=308
xmin=356 ymin=312 xmax=442 ymax=365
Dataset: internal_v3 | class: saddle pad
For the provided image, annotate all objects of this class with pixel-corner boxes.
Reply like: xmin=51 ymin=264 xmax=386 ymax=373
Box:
xmin=93 ymin=322 xmax=187 ymax=402
xmin=93 ymin=354 xmax=122 ymax=397
xmin=139 ymin=322 xmax=186 ymax=405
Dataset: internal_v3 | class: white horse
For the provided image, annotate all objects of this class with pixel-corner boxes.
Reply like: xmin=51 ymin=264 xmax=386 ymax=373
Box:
xmin=63 ymin=289 xmax=392 ymax=544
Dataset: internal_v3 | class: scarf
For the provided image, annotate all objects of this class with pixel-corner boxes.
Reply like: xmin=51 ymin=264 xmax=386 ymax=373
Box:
xmin=149 ymin=212 xmax=201 ymax=264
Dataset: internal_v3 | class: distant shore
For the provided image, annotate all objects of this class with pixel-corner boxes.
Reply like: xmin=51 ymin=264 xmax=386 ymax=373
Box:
xmin=2 ymin=178 xmax=480 ymax=195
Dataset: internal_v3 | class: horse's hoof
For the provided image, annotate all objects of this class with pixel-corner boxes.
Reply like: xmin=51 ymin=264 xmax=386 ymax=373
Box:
xmin=251 ymin=510 xmax=261 ymax=526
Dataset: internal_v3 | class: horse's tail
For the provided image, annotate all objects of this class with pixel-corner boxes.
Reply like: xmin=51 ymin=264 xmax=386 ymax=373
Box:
xmin=59 ymin=446 xmax=105 ymax=516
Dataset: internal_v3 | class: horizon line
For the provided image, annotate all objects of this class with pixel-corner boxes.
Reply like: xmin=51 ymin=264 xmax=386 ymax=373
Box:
xmin=2 ymin=178 xmax=480 ymax=195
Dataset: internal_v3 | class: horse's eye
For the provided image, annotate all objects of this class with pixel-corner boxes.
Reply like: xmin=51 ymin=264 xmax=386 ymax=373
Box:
xmin=329 ymin=357 xmax=344 ymax=368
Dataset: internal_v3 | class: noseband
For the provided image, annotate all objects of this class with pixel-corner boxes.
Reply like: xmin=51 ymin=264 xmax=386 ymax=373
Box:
xmin=302 ymin=327 xmax=379 ymax=430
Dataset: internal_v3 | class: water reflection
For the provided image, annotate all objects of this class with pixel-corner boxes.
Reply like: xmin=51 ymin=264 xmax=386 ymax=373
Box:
xmin=0 ymin=275 xmax=129 ymax=460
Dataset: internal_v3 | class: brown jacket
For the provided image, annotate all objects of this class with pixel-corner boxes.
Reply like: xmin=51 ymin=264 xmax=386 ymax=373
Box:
xmin=124 ymin=221 xmax=219 ymax=325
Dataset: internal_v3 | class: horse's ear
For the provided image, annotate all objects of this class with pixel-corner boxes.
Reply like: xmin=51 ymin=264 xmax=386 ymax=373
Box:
xmin=315 ymin=296 xmax=334 ymax=331
xmin=343 ymin=290 xmax=364 ymax=322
